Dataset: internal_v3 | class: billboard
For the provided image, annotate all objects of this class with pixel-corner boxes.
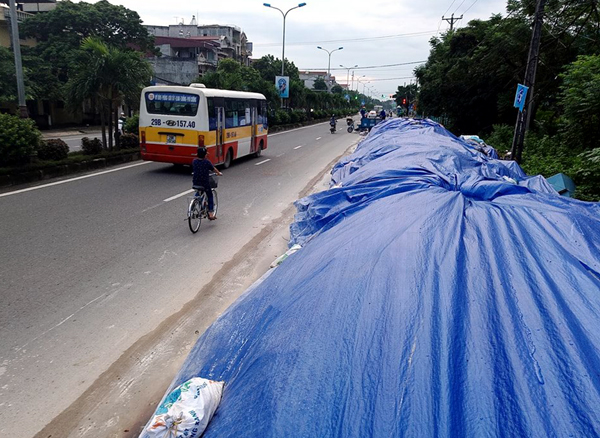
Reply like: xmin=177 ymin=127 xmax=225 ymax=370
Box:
xmin=276 ymin=76 xmax=289 ymax=99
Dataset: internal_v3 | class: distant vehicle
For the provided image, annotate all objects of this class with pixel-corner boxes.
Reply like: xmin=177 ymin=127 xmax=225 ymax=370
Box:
xmin=373 ymin=104 xmax=383 ymax=113
xmin=367 ymin=110 xmax=377 ymax=119
xmin=139 ymin=84 xmax=268 ymax=168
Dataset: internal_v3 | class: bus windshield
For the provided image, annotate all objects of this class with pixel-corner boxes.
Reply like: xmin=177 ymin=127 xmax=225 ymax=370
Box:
xmin=145 ymin=92 xmax=200 ymax=116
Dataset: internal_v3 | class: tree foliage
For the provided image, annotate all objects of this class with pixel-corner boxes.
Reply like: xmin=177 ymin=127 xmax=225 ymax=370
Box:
xmin=195 ymin=56 xmax=357 ymax=122
xmin=312 ymin=77 xmax=327 ymax=91
xmin=19 ymin=0 xmax=155 ymax=98
xmin=413 ymin=0 xmax=600 ymax=201
xmin=560 ymin=55 xmax=600 ymax=150
xmin=67 ymin=37 xmax=152 ymax=150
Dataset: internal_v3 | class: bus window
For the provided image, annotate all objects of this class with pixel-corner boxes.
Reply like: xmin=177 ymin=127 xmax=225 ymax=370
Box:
xmin=260 ymin=101 xmax=268 ymax=126
xmin=207 ymin=97 xmax=216 ymax=131
xmin=225 ymin=99 xmax=239 ymax=128
xmin=239 ymin=100 xmax=251 ymax=126
xmin=145 ymin=92 xmax=199 ymax=116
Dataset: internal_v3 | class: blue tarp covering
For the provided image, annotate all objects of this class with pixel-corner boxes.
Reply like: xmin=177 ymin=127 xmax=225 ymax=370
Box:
xmin=143 ymin=118 xmax=600 ymax=437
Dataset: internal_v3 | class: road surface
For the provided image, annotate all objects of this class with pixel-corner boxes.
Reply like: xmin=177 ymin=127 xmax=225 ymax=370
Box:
xmin=0 ymin=121 xmax=358 ymax=437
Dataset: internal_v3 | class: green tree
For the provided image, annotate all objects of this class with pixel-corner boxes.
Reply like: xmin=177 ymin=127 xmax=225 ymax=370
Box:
xmin=20 ymin=0 xmax=155 ymax=97
xmin=393 ymin=84 xmax=418 ymax=108
xmin=0 ymin=47 xmax=17 ymax=102
xmin=560 ymin=55 xmax=600 ymax=151
xmin=331 ymin=84 xmax=344 ymax=94
xmin=67 ymin=37 xmax=152 ymax=150
xmin=313 ymin=77 xmax=327 ymax=91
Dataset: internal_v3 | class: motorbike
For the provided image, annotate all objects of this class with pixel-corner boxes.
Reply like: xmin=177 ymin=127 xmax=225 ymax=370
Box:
xmin=346 ymin=117 xmax=354 ymax=133
xmin=329 ymin=119 xmax=336 ymax=134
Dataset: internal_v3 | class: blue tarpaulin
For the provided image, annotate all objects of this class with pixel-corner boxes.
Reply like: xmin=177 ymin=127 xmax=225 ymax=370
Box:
xmin=142 ymin=118 xmax=600 ymax=438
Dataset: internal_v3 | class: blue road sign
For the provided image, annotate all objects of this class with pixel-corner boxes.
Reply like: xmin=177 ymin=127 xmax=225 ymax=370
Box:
xmin=514 ymin=84 xmax=529 ymax=112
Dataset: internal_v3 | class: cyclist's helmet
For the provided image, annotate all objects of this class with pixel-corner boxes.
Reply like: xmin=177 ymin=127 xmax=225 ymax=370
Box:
xmin=197 ymin=147 xmax=207 ymax=158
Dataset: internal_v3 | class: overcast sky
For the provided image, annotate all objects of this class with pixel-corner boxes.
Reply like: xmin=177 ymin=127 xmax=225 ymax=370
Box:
xmin=80 ymin=0 xmax=508 ymax=97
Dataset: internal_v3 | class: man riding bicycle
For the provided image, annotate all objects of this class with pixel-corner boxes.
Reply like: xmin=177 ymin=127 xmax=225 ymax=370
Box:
xmin=192 ymin=147 xmax=222 ymax=220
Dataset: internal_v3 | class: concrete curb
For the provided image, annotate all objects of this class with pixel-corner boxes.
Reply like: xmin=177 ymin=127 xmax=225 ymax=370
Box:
xmin=1 ymin=118 xmax=353 ymax=189
xmin=0 ymin=152 xmax=141 ymax=188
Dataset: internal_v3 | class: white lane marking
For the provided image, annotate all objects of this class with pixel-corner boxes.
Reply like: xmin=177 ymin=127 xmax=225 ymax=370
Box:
xmin=16 ymin=293 xmax=106 ymax=352
xmin=268 ymin=121 xmax=328 ymax=137
xmin=276 ymin=153 xmax=285 ymax=157
xmin=316 ymin=137 xmax=322 ymax=141
xmin=0 ymin=161 xmax=152 ymax=198
xmin=293 ymin=145 xmax=303 ymax=150
xmin=255 ymin=159 xmax=271 ymax=166
xmin=163 ymin=189 xmax=194 ymax=203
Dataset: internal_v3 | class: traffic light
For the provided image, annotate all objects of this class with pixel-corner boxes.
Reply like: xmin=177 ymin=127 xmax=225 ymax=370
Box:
xmin=402 ymin=98 xmax=407 ymax=105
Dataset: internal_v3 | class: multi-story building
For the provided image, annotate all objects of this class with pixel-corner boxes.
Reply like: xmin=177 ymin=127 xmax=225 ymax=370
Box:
xmin=0 ymin=2 xmax=35 ymax=48
xmin=299 ymin=71 xmax=337 ymax=90
xmin=17 ymin=0 xmax=56 ymax=14
xmin=145 ymin=17 xmax=253 ymax=86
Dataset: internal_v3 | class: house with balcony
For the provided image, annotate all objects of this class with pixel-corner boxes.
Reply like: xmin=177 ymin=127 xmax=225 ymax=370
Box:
xmin=145 ymin=17 xmax=253 ymax=86
xmin=299 ymin=71 xmax=337 ymax=90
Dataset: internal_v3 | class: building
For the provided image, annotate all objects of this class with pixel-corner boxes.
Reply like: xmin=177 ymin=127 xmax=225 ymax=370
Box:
xmin=145 ymin=17 xmax=253 ymax=85
xmin=0 ymin=2 xmax=35 ymax=48
xmin=299 ymin=71 xmax=337 ymax=91
xmin=18 ymin=0 xmax=56 ymax=14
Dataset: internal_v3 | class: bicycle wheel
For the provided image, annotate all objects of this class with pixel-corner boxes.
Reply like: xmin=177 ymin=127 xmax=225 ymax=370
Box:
xmin=212 ymin=190 xmax=218 ymax=217
xmin=188 ymin=198 xmax=202 ymax=233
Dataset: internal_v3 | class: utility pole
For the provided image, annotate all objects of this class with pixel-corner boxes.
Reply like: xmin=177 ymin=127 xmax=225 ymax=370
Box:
xmin=8 ymin=0 xmax=28 ymax=118
xmin=510 ymin=0 xmax=546 ymax=163
xmin=442 ymin=13 xmax=462 ymax=31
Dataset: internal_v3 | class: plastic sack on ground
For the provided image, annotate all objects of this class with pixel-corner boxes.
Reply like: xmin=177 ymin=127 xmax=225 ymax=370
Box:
xmin=143 ymin=377 xmax=223 ymax=438
xmin=146 ymin=118 xmax=600 ymax=437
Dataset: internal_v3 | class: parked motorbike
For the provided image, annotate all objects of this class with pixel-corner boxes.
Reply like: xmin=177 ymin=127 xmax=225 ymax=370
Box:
xmin=346 ymin=117 xmax=354 ymax=133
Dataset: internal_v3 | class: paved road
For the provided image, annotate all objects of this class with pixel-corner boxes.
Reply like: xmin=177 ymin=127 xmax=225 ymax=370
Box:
xmin=0 ymin=121 xmax=357 ymax=437
xmin=45 ymin=131 xmax=102 ymax=152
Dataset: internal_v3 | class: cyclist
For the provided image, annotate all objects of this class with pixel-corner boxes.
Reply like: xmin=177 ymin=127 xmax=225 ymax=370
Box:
xmin=192 ymin=147 xmax=222 ymax=220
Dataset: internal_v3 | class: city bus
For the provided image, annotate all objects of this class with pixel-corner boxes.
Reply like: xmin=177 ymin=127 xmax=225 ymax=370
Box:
xmin=139 ymin=84 xmax=268 ymax=168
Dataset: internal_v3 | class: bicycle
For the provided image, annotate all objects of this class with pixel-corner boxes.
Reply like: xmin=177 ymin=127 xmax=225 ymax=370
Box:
xmin=188 ymin=175 xmax=219 ymax=233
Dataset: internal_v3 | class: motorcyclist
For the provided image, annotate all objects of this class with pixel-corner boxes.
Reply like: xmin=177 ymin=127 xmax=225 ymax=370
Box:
xmin=380 ymin=109 xmax=386 ymax=120
xmin=330 ymin=115 xmax=336 ymax=129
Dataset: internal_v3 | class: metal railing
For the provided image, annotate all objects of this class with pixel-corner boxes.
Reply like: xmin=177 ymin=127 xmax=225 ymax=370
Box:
xmin=2 ymin=7 xmax=34 ymax=22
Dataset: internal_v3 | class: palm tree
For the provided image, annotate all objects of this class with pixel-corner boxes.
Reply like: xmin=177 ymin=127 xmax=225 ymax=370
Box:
xmin=67 ymin=37 xmax=152 ymax=150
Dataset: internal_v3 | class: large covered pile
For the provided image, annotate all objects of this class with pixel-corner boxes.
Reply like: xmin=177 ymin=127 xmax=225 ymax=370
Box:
xmin=144 ymin=118 xmax=600 ymax=437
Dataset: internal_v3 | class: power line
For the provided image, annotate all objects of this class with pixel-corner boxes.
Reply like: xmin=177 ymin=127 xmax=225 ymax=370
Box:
xmin=365 ymin=76 xmax=416 ymax=81
xmin=302 ymin=60 xmax=426 ymax=71
xmin=462 ymin=0 xmax=480 ymax=15
xmin=442 ymin=13 xmax=463 ymax=31
xmin=254 ymin=30 xmax=438 ymax=47
xmin=452 ymin=0 xmax=469 ymax=15
xmin=442 ymin=0 xmax=458 ymax=17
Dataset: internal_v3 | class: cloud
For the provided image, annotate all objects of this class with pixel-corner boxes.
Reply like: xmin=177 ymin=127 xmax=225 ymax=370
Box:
xmin=76 ymin=0 xmax=508 ymax=95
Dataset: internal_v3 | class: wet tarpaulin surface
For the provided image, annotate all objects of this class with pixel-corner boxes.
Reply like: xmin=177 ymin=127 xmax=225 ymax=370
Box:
xmin=143 ymin=118 xmax=600 ymax=437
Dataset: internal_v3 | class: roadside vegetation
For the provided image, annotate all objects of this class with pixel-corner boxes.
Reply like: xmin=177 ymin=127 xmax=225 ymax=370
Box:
xmin=413 ymin=0 xmax=600 ymax=201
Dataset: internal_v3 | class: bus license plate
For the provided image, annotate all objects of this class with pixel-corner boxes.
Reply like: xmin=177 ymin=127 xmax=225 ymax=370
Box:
xmin=167 ymin=134 xmax=176 ymax=144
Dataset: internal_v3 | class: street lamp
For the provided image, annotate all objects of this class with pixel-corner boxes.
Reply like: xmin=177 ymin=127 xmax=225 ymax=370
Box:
xmin=356 ymin=75 xmax=366 ymax=92
xmin=340 ymin=64 xmax=358 ymax=92
xmin=316 ymin=46 xmax=343 ymax=87
xmin=263 ymin=2 xmax=307 ymax=76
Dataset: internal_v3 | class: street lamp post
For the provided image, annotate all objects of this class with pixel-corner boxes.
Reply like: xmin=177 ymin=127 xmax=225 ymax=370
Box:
xmin=263 ymin=2 xmax=306 ymax=76
xmin=356 ymin=75 xmax=366 ymax=92
xmin=8 ymin=0 xmax=27 ymax=118
xmin=317 ymin=46 xmax=343 ymax=89
xmin=340 ymin=64 xmax=358 ymax=93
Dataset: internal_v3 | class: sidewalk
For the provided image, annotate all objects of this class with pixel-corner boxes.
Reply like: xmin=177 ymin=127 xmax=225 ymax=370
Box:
xmin=41 ymin=126 xmax=103 ymax=139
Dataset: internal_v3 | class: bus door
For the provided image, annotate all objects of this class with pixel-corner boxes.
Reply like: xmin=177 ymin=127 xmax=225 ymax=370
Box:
xmin=216 ymin=106 xmax=225 ymax=163
xmin=250 ymin=103 xmax=258 ymax=153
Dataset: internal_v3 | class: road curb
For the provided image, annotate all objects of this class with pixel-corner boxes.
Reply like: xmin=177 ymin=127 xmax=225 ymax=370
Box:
xmin=0 ymin=152 xmax=141 ymax=189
